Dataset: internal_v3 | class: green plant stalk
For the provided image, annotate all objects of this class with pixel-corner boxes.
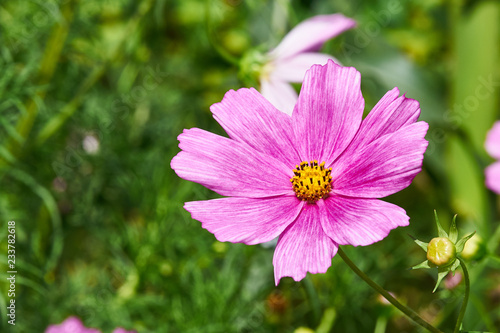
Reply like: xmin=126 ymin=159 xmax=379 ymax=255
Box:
xmin=35 ymin=65 xmax=105 ymax=145
xmin=445 ymin=0 xmax=499 ymax=237
xmin=469 ymin=294 xmax=497 ymax=332
xmin=8 ymin=168 xmax=63 ymax=276
xmin=204 ymin=0 xmax=239 ymax=66
xmin=16 ymin=0 xmax=75 ymax=139
xmin=487 ymin=221 xmax=500 ymax=254
xmin=303 ymin=276 xmax=321 ymax=325
xmin=34 ymin=0 xmax=156 ymax=146
xmin=374 ymin=315 xmax=388 ymax=333
xmin=454 ymin=259 xmax=470 ymax=333
xmin=337 ymin=248 xmax=443 ymax=333
xmin=0 ymin=0 xmax=76 ymax=166
xmin=316 ymin=307 xmax=336 ymax=333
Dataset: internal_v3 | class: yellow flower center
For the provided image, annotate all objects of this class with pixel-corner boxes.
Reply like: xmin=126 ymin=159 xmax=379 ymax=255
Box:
xmin=290 ymin=160 xmax=332 ymax=203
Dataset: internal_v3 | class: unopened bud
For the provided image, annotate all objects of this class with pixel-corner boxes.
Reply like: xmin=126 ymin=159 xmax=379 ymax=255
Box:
xmin=427 ymin=237 xmax=456 ymax=267
xmin=239 ymin=49 xmax=267 ymax=85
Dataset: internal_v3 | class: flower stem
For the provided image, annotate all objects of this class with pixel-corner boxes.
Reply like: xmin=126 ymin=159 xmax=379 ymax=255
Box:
xmin=303 ymin=276 xmax=321 ymax=325
xmin=204 ymin=0 xmax=240 ymax=66
xmin=0 ymin=0 xmax=76 ymax=167
xmin=454 ymin=258 xmax=470 ymax=333
xmin=337 ymin=247 xmax=443 ymax=333
xmin=34 ymin=0 xmax=155 ymax=146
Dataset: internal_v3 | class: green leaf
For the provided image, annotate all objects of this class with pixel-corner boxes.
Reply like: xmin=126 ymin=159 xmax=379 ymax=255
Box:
xmin=433 ymin=268 xmax=450 ymax=293
xmin=434 ymin=210 xmax=448 ymax=238
xmin=0 ymin=115 xmax=24 ymax=143
xmin=316 ymin=307 xmax=337 ymax=333
xmin=414 ymin=239 xmax=429 ymax=252
xmin=445 ymin=1 xmax=499 ymax=237
xmin=412 ymin=260 xmax=432 ymax=270
xmin=449 ymin=214 xmax=458 ymax=243
xmin=449 ymin=259 xmax=460 ymax=273
xmin=456 ymin=231 xmax=476 ymax=253
xmin=8 ymin=168 xmax=63 ymax=275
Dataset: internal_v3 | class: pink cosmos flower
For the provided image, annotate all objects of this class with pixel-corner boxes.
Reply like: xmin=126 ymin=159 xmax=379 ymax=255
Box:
xmin=45 ymin=316 xmax=136 ymax=333
xmin=260 ymin=14 xmax=356 ymax=115
xmin=45 ymin=317 xmax=100 ymax=333
xmin=171 ymin=60 xmax=428 ymax=284
xmin=485 ymin=121 xmax=500 ymax=193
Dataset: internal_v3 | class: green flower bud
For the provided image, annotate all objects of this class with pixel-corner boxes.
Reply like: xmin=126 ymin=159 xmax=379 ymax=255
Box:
xmin=239 ymin=49 xmax=268 ymax=87
xmin=427 ymin=237 xmax=456 ymax=267
xmin=412 ymin=211 xmax=475 ymax=292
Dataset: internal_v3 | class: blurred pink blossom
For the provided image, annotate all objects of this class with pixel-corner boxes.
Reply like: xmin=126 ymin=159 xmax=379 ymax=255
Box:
xmin=444 ymin=272 xmax=463 ymax=290
xmin=45 ymin=317 xmax=136 ymax=333
xmin=45 ymin=317 xmax=100 ymax=333
xmin=260 ymin=14 xmax=356 ymax=115
xmin=485 ymin=121 xmax=500 ymax=193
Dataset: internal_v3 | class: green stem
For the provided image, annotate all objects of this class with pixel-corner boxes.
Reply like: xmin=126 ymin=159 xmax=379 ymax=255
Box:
xmin=0 ymin=0 xmax=76 ymax=167
xmin=487 ymin=222 xmax=500 ymax=254
xmin=8 ymin=168 xmax=63 ymax=275
xmin=337 ymin=248 xmax=443 ymax=333
xmin=204 ymin=0 xmax=239 ymax=66
xmin=35 ymin=65 xmax=106 ymax=145
xmin=303 ymin=276 xmax=321 ymax=325
xmin=454 ymin=259 xmax=470 ymax=333
xmin=374 ymin=315 xmax=388 ymax=333
xmin=34 ymin=0 xmax=155 ymax=146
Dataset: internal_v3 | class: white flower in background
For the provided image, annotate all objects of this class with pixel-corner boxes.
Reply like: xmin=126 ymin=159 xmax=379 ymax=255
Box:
xmin=83 ymin=134 xmax=100 ymax=154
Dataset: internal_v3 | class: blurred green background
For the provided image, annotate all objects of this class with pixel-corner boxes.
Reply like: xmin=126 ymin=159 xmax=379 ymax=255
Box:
xmin=0 ymin=0 xmax=499 ymax=332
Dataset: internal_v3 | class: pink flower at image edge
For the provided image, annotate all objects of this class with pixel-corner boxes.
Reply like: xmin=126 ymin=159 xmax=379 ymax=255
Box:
xmin=45 ymin=316 xmax=136 ymax=333
xmin=45 ymin=317 xmax=100 ymax=333
xmin=485 ymin=121 xmax=500 ymax=194
xmin=171 ymin=60 xmax=428 ymax=285
xmin=261 ymin=14 xmax=356 ymax=115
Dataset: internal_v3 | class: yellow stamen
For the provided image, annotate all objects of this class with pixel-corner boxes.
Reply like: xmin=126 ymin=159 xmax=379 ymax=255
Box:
xmin=290 ymin=160 xmax=332 ymax=203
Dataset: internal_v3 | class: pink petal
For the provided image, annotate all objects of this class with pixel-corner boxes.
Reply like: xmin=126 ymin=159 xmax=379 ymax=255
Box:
xmin=260 ymin=78 xmax=298 ymax=115
xmin=269 ymin=14 xmax=356 ymax=60
xmin=171 ymin=128 xmax=294 ymax=198
xmin=272 ymin=52 xmax=337 ymax=83
xmin=332 ymin=122 xmax=429 ymax=198
xmin=344 ymin=87 xmax=421 ymax=153
xmin=319 ymin=196 xmax=409 ymax=246
xmin=292 ymin=60 xmax=364 ymax=165
xmin=210 ymin=88 xmax=301 ymax=168
xmin=273 ymin=203 xmax=338 ymax=285
xmin=45 ymin=317 xmax=101 ymax=333
xmin=185 ymin=196 xmax=304 ymax=245
xmin=485 ymin=161 xmax=500 ymax=194
xmin=485 ymin=121 xmax=500 ymax=159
